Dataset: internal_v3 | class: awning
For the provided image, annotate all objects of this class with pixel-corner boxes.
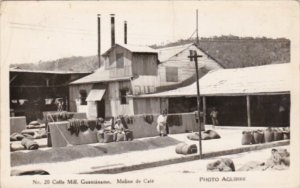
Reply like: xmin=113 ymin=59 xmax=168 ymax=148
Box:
xmin=86 ymin=89 xmax=106 ymax=102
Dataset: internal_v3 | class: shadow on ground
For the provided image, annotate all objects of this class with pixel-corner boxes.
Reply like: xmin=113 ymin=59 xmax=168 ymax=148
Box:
xmin=11 ymin=136 xmax=180 ymax=167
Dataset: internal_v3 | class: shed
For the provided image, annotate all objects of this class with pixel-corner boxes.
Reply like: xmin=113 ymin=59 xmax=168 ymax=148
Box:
xmin=133 ymin=63 xmax=292 ymax=127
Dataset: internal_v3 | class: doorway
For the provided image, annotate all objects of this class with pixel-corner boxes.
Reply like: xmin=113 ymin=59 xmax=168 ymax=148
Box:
xmin=97 ymin=99 xmax=105 ymax=118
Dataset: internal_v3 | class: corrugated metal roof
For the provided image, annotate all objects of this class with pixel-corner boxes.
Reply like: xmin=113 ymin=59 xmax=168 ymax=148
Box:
xmin=134 ymin=63 xmax=292 ymax=97
xmin=70 ymin=67 xmax=131 ymax=85
xmin=157 ymin=43 xmax=194 ymax=62
xmin=103 ymin=44 xmax=157 ymax=56
xmin=9 ymin=68 xmax=90 ymax=74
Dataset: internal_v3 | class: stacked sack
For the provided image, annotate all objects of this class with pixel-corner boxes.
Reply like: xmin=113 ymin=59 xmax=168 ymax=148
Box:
xmin=241 ymin=127 xmax=290 ymax=145
xmin=175 ymin=142 xmax=197 ymax=155
xmin=97 ymin=129 xmax=134 ymax=143
xmin=187 ymin=130 xmax=221 ymax=141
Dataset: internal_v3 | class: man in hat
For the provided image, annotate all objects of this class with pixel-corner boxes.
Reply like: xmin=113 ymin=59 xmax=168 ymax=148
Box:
xmin=113 ymin=117 xmax=126 ymax=141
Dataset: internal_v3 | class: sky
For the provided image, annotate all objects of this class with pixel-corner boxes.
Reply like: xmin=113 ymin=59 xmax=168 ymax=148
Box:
xmin=1 ymin=1 xmax=299 ymax=65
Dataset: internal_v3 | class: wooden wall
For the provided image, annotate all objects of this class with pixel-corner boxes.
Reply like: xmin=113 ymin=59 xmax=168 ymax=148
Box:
xmin=158 ymin=45 xmax=223 ymax=87
xmin=132 ymin=53 xmax=158 ymax=76
xmin=106 ymin=81 xmax=134 ymax=116
xmin=104 ymin=45 xmax=133 ymax=78
xmin=69 ymin=84 xmax=93 ymax=112
xmin=133 ymin=98 xmax=161 ymax=115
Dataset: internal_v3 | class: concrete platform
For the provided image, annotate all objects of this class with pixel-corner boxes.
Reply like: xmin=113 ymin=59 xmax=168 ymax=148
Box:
xmin=10 ymin=128 xmax=290 ymax=174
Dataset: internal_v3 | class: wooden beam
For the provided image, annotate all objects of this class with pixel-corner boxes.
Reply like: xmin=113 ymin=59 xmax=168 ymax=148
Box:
xmin=246 ymin=95 xmax=251 ymax=127
xmin=10 ymin=75 xmax=18 ymax=84
xmin=203 ymin=96 xmax=206 ymax=125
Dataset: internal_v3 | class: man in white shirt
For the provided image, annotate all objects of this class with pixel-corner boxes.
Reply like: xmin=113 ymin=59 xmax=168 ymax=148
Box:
xmin=156 ymin=110 xmax=168 ymax=136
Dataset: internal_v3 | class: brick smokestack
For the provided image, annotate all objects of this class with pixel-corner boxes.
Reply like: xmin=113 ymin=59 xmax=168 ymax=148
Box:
xmin=110 ymin=14 xmax=115 ymax=47
xmin=97 ymin=14 xmax=101 ymax=68
xmin=124 ymin=21 xmax=127 ymax=44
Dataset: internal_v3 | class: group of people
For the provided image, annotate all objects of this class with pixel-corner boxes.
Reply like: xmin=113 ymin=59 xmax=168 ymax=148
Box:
xmin=98 ymin=117 xmax=128 ymax=141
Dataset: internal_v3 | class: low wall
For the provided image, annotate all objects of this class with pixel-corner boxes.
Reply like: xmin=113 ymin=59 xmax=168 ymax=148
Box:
xmin=10 ymin=116 xmax=27 ymax=134
xmin=49 ymin=121 xmax=98 ymax=147
xmin=127 ymin=115 xmax=159 ymax=138
xmin=48 ymin=112 xmax=204 ymax=147
xmin=126 ymin=112 xmax=204 ymax=138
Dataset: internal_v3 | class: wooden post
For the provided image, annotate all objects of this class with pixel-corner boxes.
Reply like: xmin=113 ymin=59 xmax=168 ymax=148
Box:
xmin=246 ymin=95 xmax=251 ymax=127
xmin=188 ymin=50 xmax=203 ymax=158
xmin=203 ymin=96 xmax=206 ymax=125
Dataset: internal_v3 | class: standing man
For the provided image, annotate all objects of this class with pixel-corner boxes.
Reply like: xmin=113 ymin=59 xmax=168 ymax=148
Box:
xmin=210 ymin=107 xmax=219 ymax=128
xmin=156 ymin=109 xmax=168 ymax=136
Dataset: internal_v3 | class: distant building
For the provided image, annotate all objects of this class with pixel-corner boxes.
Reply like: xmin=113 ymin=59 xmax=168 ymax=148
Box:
xmin=9 ymin=68 xmax=89 ymax=123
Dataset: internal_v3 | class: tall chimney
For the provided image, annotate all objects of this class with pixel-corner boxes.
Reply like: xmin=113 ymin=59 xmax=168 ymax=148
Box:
xmin=110 ymin=14 xmax=115 ymax=47
xmin=97 ymin=14 xmax=101 ymax=68
xmin=124 ymin=21 xmax=127 ymax=44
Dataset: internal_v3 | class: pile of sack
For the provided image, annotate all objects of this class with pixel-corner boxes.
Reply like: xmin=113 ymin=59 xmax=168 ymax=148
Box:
xmin=26 ymin=121 xmax=46 ymax=129
xmin=206 ymin=148 xmax=290 ymax=172
xmin=10 ymin=121 xmax=48 ymax=150
xmin=10 ymin=133 xmax=40 ymax=150
xmin=241 ymin=127 xmax=290 ymax=145
xmin=237 ymin=148 xmax=290 ymax=171
xmin=207 ymin=158 xmax=235 ymax=172
xmin=96 ymin=129 xmax=134 ymax=143
xmin=187 ymin=130 xmax=221 ymax=141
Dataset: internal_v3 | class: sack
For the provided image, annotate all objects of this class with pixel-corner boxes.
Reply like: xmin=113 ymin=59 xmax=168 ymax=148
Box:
xmin=264 ymin=128 xmax=274 ymax=143
xmin=206 ymin=130 xmax=221 ymax=139
xmin=181 ymin=144 xmax=197 ymax=155
xmin=29 ymin=121 xmax=40 ymax=125
xmin=273 ymin=129 xmax=283 ymax=141
xmin=187 ymin=133 xmax=199 ymax=141
xmin=125 ymin=130 xmax=134 ymax=141
xmin=103 ymin=132 xmax=114 ymax=143
xmin=21 ymin=138 xmax=39 ymax=150
xmin=253 ymin=130 xmax=264 ymax=144
xmin=175 ymin=143 xmax=187 ymax=154
xmin=241 ymin=131 xmax=253 ymax=145
xmin=116 ymin=133 xmax=126 ymax=142
xmin=96 ymin=130 xmax=105 ymax=143
xmin=207 ymin=158 xmax=235 ymax=172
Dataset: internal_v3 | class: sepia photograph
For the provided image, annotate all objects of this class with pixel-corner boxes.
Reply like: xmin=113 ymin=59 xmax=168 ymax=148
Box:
xmin=1 ymin=1 xmax=299 ymax=187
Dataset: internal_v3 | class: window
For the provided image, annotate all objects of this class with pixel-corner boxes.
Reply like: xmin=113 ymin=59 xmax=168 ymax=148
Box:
xmin=79 ymin=90 xmax=87 ymax=105
xmin=116 ymin=53 xmax=124 ymax=68
xmin=166 ymin=66 xmax=178 ymax=82
xmin=120 ymin=89 xmax=129 ymax=104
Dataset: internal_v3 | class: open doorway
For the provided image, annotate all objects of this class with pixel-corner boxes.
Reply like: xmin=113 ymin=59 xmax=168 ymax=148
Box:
xmin=97 ymin=99 xmax=105 ymax=118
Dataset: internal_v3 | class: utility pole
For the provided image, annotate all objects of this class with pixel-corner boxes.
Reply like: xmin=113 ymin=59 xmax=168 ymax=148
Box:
xmin=97 ymin=14 xmax=101 ymax=68
xmin=196 ymin=9 xmax=199 ymax=45
xmin=188 ymin=49 xmax=203 ymax=158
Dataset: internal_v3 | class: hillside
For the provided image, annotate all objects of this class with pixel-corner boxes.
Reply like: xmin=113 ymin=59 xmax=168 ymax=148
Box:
xmin=11 ymin=56 xmax=101 ymax=73
xmin=10 ymin=36 xmax=290 ymax=71
xmin=152 ymin=36 xmax=290 ymax=68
